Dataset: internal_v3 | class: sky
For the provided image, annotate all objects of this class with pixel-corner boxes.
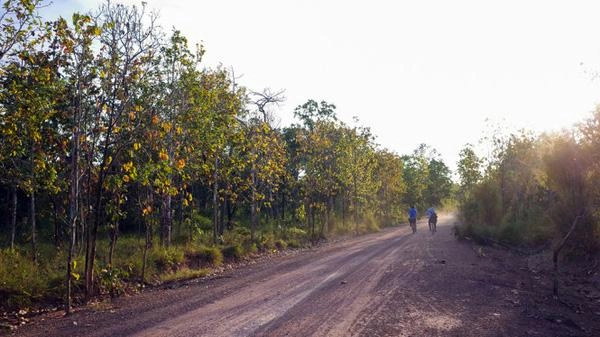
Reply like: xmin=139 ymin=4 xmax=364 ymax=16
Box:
xmin=44 ymin=0 xmax=600 ymax=171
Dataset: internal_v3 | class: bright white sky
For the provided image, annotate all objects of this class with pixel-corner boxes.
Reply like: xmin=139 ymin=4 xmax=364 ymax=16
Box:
xmin=46 ymin=0 xmax=600 ymax=171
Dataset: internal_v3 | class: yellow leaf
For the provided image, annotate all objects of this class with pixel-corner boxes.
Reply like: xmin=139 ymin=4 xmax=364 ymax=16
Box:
xmin=159 ymin=149 xmax=169 ymax=161
xmin=122 ymin=161 xmax=133 ymax=172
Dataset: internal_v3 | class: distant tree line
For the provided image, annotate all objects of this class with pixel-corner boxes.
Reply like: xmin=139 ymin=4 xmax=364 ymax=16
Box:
xmin=456 ymin=115 xmax=600 ymax=254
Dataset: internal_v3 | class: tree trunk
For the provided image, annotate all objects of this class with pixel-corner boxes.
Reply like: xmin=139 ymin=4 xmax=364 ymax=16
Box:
xmin=108 ymin=222 xmax=118 ymax=266
xmin=353 ymin=175 xmax=359 ymax=235
xmin=66 ymin=124 xmax=79 ymax=314
xmin=281 ymin=187 xmax=286 ymax=221
xmin=141 ymin=220 xmax=151 ymax=284
xmin=161 ymin=193 xmax=172 ymax=246
xmin=250 ymin=161 xmax=258 ymax=241
xmin=226 ymin=200 xmax=235 ymax=230
xmin=30 ymin=189 xmax=37 ymax=263
xmin=10 ymin=185 xmax=17 ymax=250
xmin=341 ymin=196 xmax=346 ymax=228
xmin=310 ymin=203 xmax=315 ymax=241
xmin=212 ymin=156 xmax=219 ymax=244
xmin=78 ymin=200 xmax=86 ymax=254
xmin=85 ymin=174 xmax=105 ymax=299
xmin=327 ymin=195 xmax=334 ymax=234
xmin=52 ymin=199 xmax=60 ymax=247
xmin=219 ymin=195 xmax=226 ymax=236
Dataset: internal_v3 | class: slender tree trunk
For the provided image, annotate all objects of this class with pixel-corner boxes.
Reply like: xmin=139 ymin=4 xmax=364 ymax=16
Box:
xmin=226 ymin=200 xmax=234 ymax=230
xmin=281 ymin=188 xmax=286 ymax=221
xmin=341 ymin=196 xmax=346 ymax=228
xmin=141 ymin=220 xmax=151 ymax=284
xmin=219 ymin=195 xmax=226 ymax=236
xmin=108 ymin=222 xmax=118 ymax=266
xmin=10 ymin=185 xmax=17 ymax=250
xmin=353 ymin=175 xmax=359 ymax=235
xmin=85 ymin=173 xmax=105 ymax=299
xmin=250 ymin=161 xmax=257 ymax=241
xmin=212 ymin=156 xmax=219 ymax=244
xmin=28 ymin=154 xmax=38 ymax=260
xmin=327 ymin=195 xmax=334 ymax=234
xmin=141 ymin=189 xmax=153 ymax=284
xmin=161 ymin=193 xmax=172 ymax=246
xmin=310 ymin=203 xmax=315 ymax=241
xmin=66 ymin=122 xmax=79 ymax=314
xmin=78 ymin=201 xmax=85 ymax=254
xmin=30 ymin=190 xmax=37 ymax=263
xmin=52 ymin=200 xmax=60 ymax=247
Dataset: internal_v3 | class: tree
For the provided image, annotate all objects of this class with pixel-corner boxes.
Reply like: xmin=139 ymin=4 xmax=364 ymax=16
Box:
xmin=83 ymin=0 xmax=161 ymax=298
xmin=425 ymin=158 xmax=452 ymax=207
xmin=457 ymin=143 xmax=481 ymax=201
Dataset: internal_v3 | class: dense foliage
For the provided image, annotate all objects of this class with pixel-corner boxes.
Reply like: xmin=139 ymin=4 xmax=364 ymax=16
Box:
xmin=0 ymin=1 xmax=452 ymax=311
xmin=456 ymin=117 xmax=600 ymax=253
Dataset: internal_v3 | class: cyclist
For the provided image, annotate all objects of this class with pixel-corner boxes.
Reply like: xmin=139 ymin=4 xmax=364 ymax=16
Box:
xmin=426 ymin=207 xmax=437 ymax=233
xmin=408 ymin=205 xmax=417 ymax=233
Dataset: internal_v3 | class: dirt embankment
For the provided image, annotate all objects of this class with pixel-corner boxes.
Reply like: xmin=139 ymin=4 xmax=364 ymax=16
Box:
xmin=7 ymin=215 xmax=600 ymax=337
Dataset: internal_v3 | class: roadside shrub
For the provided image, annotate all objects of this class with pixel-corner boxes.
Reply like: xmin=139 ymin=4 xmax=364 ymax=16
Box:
xmin=283 ymin=227 xmax=308 ymax=242
xmin=151 ymin=247 xmax=185 ymax=272
xmin=222 ymin=227 xmax=251 ymax=245
xmin=98 ymin=266 xmax=129 ymax=297
xmin=274 ymin=239 xmax=287 ymax=250
xmin=364 ymin=214 xmax=381 ymax=233
xmin=221 ymin=244 xmax=244 ymax=260
xmin=185 ymin=246 xmax=223 ymax=268
xmin=0 ymin=249 xmax=44 ymax=309
xmin=160 ymin=268 xmax=210 ymax=283
xmin=244 ymin=242 xmax=258 ymax=255
xmin=259 ymin=232 xmax=276 ymax=251
xmin=286 ymin=239 xmax=302 ymax=249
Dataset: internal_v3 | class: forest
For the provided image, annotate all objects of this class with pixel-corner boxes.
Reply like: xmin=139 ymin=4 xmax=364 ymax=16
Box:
xmin=0 ymin=0 xmax=454 ymax=312
xmin=455 ymin=115 xmax=600 ymax=256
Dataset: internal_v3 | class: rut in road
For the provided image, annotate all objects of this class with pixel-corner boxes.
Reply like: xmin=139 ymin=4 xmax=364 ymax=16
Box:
xmin=133 ymin=221 xmax=424 ymax=337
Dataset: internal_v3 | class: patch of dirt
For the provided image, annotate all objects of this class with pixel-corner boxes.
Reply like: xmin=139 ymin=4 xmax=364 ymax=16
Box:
xmin=6 ymin=215 xmax=600 ymax=336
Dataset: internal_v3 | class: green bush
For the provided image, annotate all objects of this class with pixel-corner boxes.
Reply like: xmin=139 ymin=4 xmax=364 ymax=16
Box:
xmin=98 ymin=266 xmax=129 ymax=297
xmin=0 ymin=248 xmax=74 ymax=310
xmin=245 ymin=242 xmax=258 ymax=255
xmin=283 ymin=227 xmax=308 ymax=241
xmin=364 ymin=214 xmax=381 ymax=233
xmin=160 ymin=268 xmax=210 ymax=283
xmin=151 ymin=247 xmax=185 ymax=272
xmin=221 ymin=244 xmax=244 ymax=260
xmin=222 ymin=227 xmax=251 ymax=245
xmin=259 ymin=232 xmax=276 ymax=250
xmin=286 ymin=239 xmax=302 ymax=249
xmin=185 ymin=246 xmax=223 ymax=267
xmin=274 ymin=239 xmax=287 ymax=250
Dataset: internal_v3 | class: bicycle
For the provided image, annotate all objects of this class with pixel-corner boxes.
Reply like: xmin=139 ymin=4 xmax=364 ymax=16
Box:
xmin=409 ymin=217 xmax=417 ymax=233
xmin=428 ymin=214 xmax=437 ymax=233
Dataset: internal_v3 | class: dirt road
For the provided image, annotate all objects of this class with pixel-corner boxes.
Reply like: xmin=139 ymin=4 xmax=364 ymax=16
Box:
xmin=11 ymin=215 xmax=600 ymax=336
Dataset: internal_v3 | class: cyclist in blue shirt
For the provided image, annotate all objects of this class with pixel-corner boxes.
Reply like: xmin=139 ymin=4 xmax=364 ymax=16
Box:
xmin=426 ymin=207 xmax=438 ymax=233
xmin=408 ymin=206 xmax=417 ymax=233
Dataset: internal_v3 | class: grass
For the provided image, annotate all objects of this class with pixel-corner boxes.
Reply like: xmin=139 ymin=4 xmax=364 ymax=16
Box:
xmin=0 ymin=216 xmax=385 ymax=312
xmin=159 ymin=268 xmax=210 ymax=283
